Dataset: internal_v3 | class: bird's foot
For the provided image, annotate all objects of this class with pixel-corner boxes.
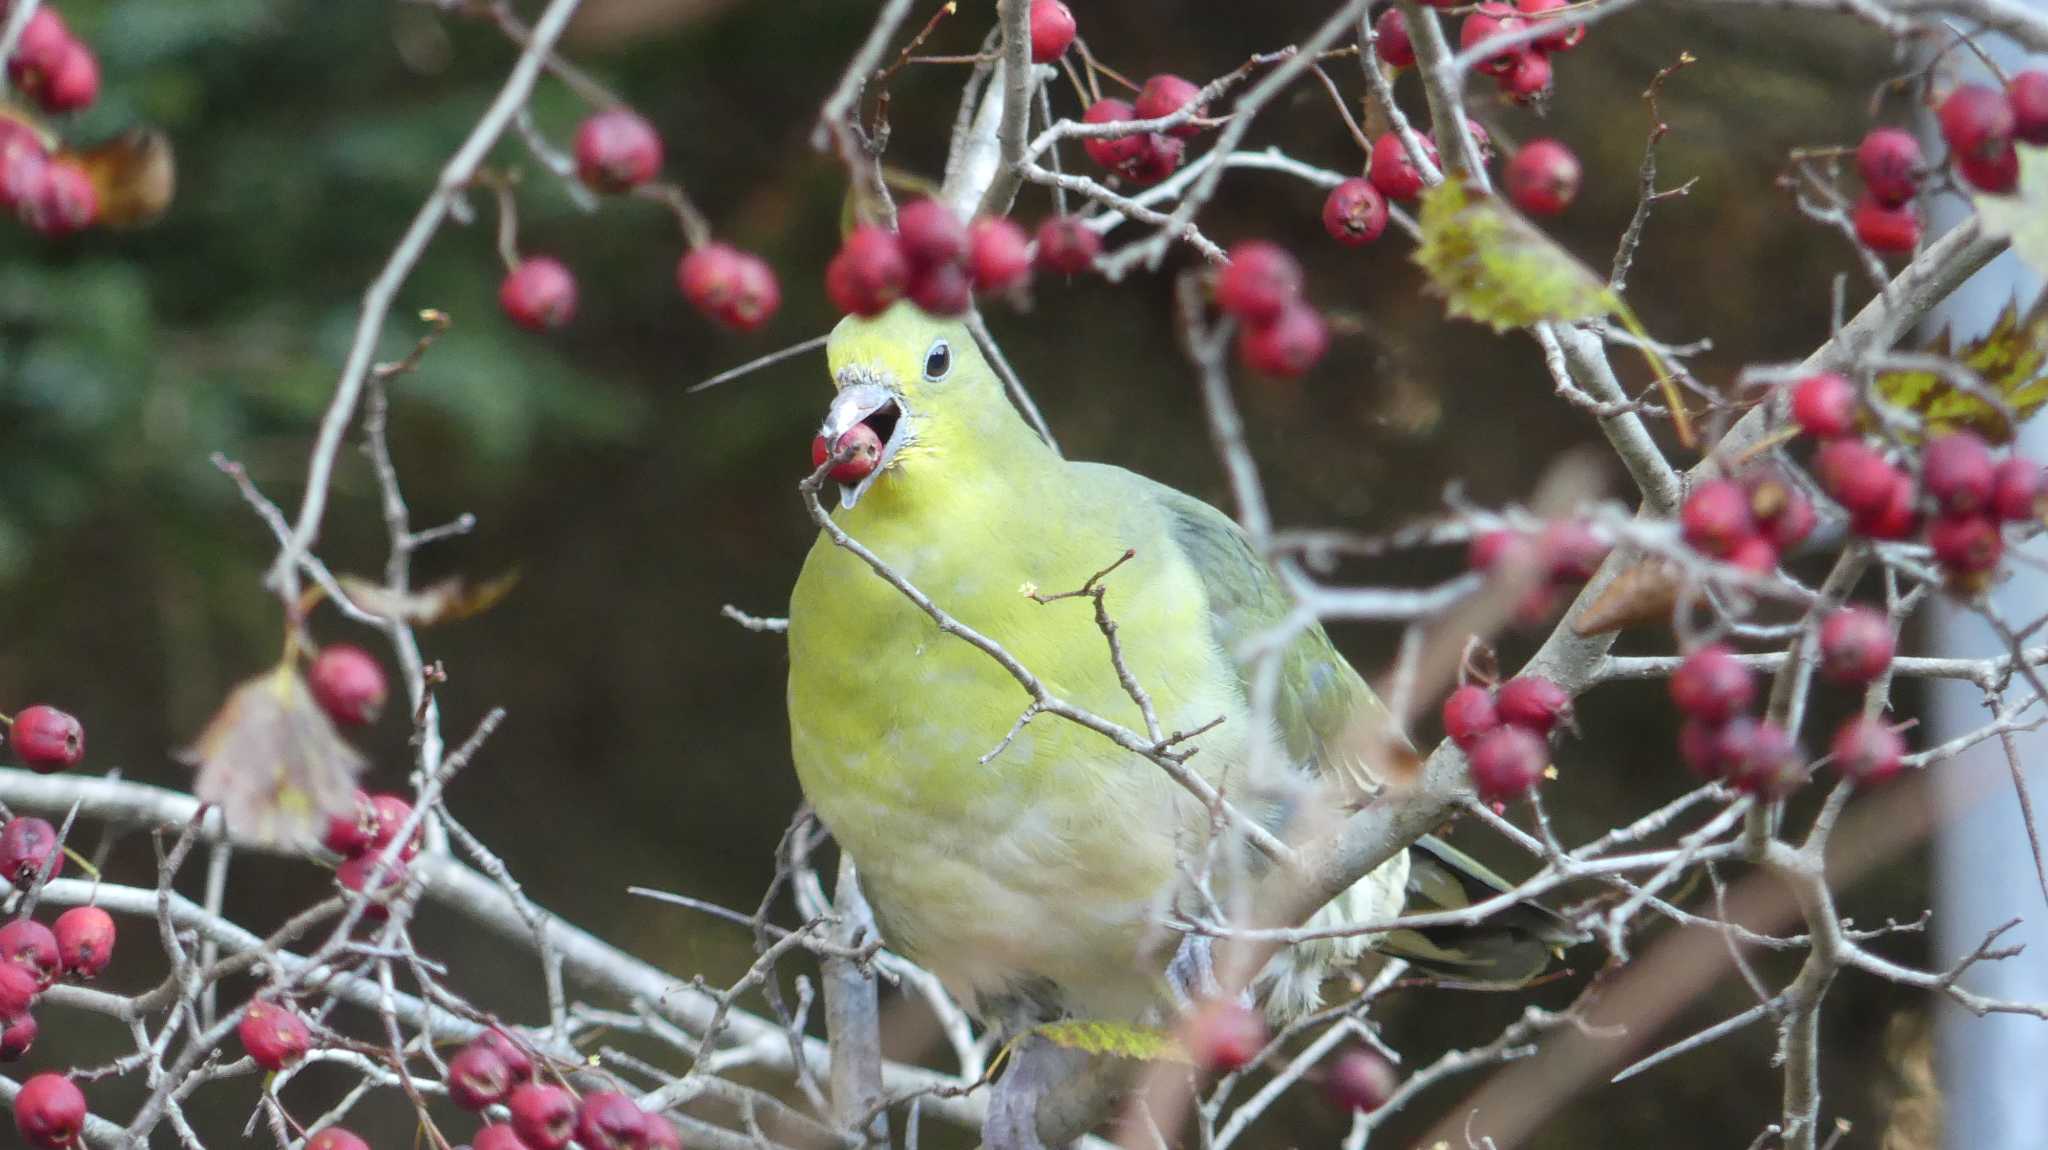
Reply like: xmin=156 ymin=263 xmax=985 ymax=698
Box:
xmin=984 ymin=1034 xmax=1086 ymax=1150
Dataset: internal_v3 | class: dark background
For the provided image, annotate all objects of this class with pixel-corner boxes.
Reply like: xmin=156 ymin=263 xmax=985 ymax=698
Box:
xmin=0 ymin=0 xmax=1947 ymax=1145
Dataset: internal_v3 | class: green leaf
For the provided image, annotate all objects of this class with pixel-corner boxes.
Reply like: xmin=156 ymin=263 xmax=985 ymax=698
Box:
xmin=1975 ymin=145 xmax=2048 ymax=280
xmin=1412 ymin=180 xmax=1616 ymax=331
xmin=1031 ymin=1020 xmax=1190 ymax=1064
xmin=1873 ymin=294 xmax=2048 ymax=444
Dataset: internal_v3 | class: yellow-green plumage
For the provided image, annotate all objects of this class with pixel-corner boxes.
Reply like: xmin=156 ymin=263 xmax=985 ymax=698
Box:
xmin=788 ymin=305 xmax=1556 ymax=1030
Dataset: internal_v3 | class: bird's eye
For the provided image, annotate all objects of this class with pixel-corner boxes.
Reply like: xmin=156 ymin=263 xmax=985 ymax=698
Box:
xmin=922 ymin=340 xmax=951 ymax=381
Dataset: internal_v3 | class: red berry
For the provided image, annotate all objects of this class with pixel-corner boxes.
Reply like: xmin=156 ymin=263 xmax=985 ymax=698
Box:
xmin=1459 ymin=4 xmax=1528 ymax=76
xmin=1678 ymin=719 xmax=1726 ymax=779
xmin=362 ymin=795 xmax=421 ymax=861
xmin=336 ymin=855 xmax=408 ymax=920
xmin=1456 ymin=117 xmax=1497 ymax=166
xmin=1852 ymin=194 xmax=1921 ymax=253
xmin=1819 ymin=606 xmax=1894 ymax=685
xmin=238 ymin=1000 xmax=313 ymax=1071
xmin=1027 ymin=0 xmax=1076 ymax=63
xmin=1939 ymin=84 xmax=2015 ymax=167
xmin=575 ymin=1091 xmax=651 ymax=1150
xmin=5 ymin=10 xmax=69 ymax=97
xmin=1991 ymin=458 xmax=2043 ymax=522
xmin=1540 ymin=520 xmax=1609 ymax=581
xmin=1855 ymin=127 xmax=1921 ymax=208
xmin=1079 ymin=99 xmax=1144 ymax=172
xmin=0 ymin=964 xmax=36 ymax=1019
xmin=52 ymin=907 xmax=114 ymax=981
xmin=1499 ymin=51 xmax=1552 ymax=101
xmin=1681 ymin=479 xmax=1757 ymax=558
xmin=474 ymin=1123 xmax=530 ymax=1150
xmin=968 ymin=217 xmax=1032 ymax=294
xmin=1957 ymin=144 xmax=2020 ymax=194
xmin=1442 ymin=685 xmax=1501 ymax=750
xmin=323 ymin=791 xmax=376 ymax=856
xmin=1851 ymin=471 xmax=1921 ymax=541
xmin=1468 ymin=726 xmax=1547 ymax=802
xmin=826 ymin=226 xmax=910 ymax=318
xmin=1134 ymin=74 xmax=1204 ymax=138
xmin=1928 ymin=513 xmax=2003 ymax=577
xmin=644 ymin=1114 xmax=683 ymax=1150
xmin=0 ymin=818 xmax=62 ymax=886
xmin=1790 ymin=372 xmax=1857 ymax=439
xmin=1831 ymin=716 xmax=1906 ymax=785
xmin=907 ymin=260 xmax=972 ymax=317
xmin=1215 ymin=241 xmax=1302 ymax=325
xmin=310 ymin=644 xmax=388 ymax=727
xmin=1495 ymin=675 xmax=1570 ymax=735
xmin=574 ymin=108 xmax=663 ymax=193
xmin=510 ymin=1082 xmax=578 ymax=1150
xmin=1034 ymin=216 xmax=1100 ymax=275
xmin=25 ymin=160 xmax=96 ymax=236
xmin=1924 ymin=431 xmax=1996 ymax=515
xmin=0 ymin=920 xmax=59 ymax=990
xmin=38 ymin=40 xmax=97 ymax=114
xmin=476 ymin=1027 xmax=535 ymax=1083
xmin=447 ymin=1041 xmax=515 ymax=1110
xmin=1670 ymin=644 xmax=1755 ymax=724
xmin=811 ymin=422 xmax=885 ymax=484
xmin=1187 ymin=999 xmax=1267 ymax=1072
xmin=498 ymin=257 xmax=576 ymax=332
xmin=1373 ymin=9 xmax=1415 ymax=69
xmin=1237 ymin=304 xmax=1327 ymax=378
xmin=677 ymin=243 xmax=780 ymax=332
xmin=1322 ymin=178 xmax=1388 ymax=246
xmin=2012 ymin=71 xmax=2048 ymax=145
xmin=0 ymin=129 xmax=48 ymax=214
xmin=1761 ymin=484 xmax=1817 ymax=552
xmin=895 ymin=198 xmax=969 ymax=272
xmin=1468 ymin=529 xmax=1530 ymax=573
xmin=0 ymin=1012 xmax=37 ymax=1062
xmin=1505 ymin=139 xmax=1580 ymax=216
xmin=11 ymin=706 xmax=83 ymax=773
xmin=1815 ymin=439 xmax=1898 ymax=515
xmin=1726 ymin=719 xmax=1805 ymax=798
xmin=14 ymin=1074 xmax=84 ymax=1150
xmin=307 ymin=1131 xmax=371 ymax=1150
xmin=1368 ymin=132 xmax=1433 ymax=201
xmin=1117 ymin=133 xmax=1184 ymax=185
xmin=1726 ymin=536 xmax=1779 ymax=574
xmin=1516 ymin=0 xmax=1584 ymax=51
xmin=1322 ymin=1049 xmax=1398 ymax=1113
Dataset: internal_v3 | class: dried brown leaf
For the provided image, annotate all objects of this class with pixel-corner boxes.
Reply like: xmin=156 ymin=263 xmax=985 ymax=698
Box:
xmin=337 ymin=571 xmax=520 ymax=626
xmin=183 ymin=663 xmax=366 ymax=847
xmin=1572 ymin=560 xmax=1680 ymax=636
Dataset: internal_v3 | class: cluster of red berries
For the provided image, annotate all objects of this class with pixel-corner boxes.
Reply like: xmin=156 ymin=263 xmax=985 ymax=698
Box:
xmin=1678 ymin=468 xmax=1818 ymax=575
xmin=322 ymin=788 xmax=422 ymax=917
xmin=1215 ymin=242 xmax=1328 ymax=378
xmin=1468 ymin=518 xmax=1610 ymax=623
xmin=1077 ymin=73 xmax=1205 ymax=187
xmin=1464 ymin=1 xmax=1585 ymax=102
xmin=1851 ymin=71 xmax=2048 ymax=254
xmin=499 ymin=106 xmax=781 ymax=336
xmin=1186 ymin=999 xmax=1397 ymax=1113
xmin=1442 ymin=673 xmax=1570 ymax=802
xmin=825 ymin=198 xmax=1041 ymax=319
xmin=1788 ymin=371 xmax=2043 ymax=589
xmin=0 ymin=904 xmax=116 ymax=1066
xmin=0 ymin=6 xmax=103 ymax=238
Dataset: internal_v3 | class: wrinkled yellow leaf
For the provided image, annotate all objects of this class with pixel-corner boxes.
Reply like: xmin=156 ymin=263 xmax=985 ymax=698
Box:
xmin=56 ymin=128 xmax=175 ymax=229
xmin=338 ymin=571 xmax=520 ymax=626
xmin=1032 ymin=1020 xmax=1190 ymax=1064
xmin=1872 ymin=294 xmax=2048 ymax=445
xmin=1975 ymin=145 xmax=2048 ymax=280
xmin=183 ymin=663 xmax=366 ymax=847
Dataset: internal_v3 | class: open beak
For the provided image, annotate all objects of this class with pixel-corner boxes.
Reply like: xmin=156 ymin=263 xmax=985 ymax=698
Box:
xmin=820 ymin=381 xmax=906 ymax=510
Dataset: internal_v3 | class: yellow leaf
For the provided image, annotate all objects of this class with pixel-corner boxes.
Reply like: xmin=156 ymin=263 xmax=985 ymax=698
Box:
xmin=337 ymin=571 xmax=520 ymax=626
xmin=55 ymin=128 xmax=175 ymax=229
xmin=1031 ymin=1020 xmax=1190 ymax=1064
xmin=1974 ymin=145 xmax=2048 ymax=281
xmin=1872 ymin=294 xmax=2048 ymax=444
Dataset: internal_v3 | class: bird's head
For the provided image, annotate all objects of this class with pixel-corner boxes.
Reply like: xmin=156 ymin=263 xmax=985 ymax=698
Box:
xmin=816 ymin=302 xmax=1019 ymax=510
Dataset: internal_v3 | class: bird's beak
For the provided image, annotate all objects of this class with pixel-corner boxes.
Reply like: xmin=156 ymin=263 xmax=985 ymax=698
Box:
xmin=820 ymin=380 xmax=906 ymax=510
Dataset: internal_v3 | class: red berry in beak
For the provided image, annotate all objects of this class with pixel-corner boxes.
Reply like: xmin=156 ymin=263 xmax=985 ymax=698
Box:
xmin=812 ymin=422 xmax=885 ymax=485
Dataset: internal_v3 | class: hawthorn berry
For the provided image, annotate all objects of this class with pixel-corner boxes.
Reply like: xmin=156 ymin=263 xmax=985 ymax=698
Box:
xmin=39 ymin=40 xmax=97 ymax=114
xmin=574 ymin=108 xmax=663 ymax=193
xmin=1670 ymin=644 xmax=1754 ymax=725
xmin=1923 ymin=431 xmax=1995 ymax=515
xmin=1373 ymin=9 xmax=1415 ymax=69
xmin=1079 ymin=99 xmax=1144 ymax=172
xmin=1027 ymin=0 xmax=1076 ymax=63
xmin=0 ymin=963 xmax=37 ymax=1019
xmin=575 ymin=1091 xmax=651 ymax=1150
xmin=1119 ymin=133 xmax=1184 ymax=185
xmin=11 ymin=705 xmax=83 ymax=773
xmin=0 ymin=1012 xmax=37 ymax=1062
xmin=238 ymin=1000 xmax=313 ymax=1071
xmin=1680 ymin=479 xmax=1756 ymax=558
xmin=0 ymin=920 xmax=60 ymax=990
xmin=1516 ymin=0 xmax=1585 ymax=51
xmin=1726 ymin=720 xmax=1805 ymax=798
xmin=1819 ymin=607 xmax=1894 ymax=686
xmin=1506 ymin=139 xmax=1580 ymax=216
xmin=323 ymin=791 xmax=377 ymax=856
xmin=1726 ymin=535 xmax=1779 ymax=574
xmin=6 ymin=10 xmax=73 ymax=108
xmin=0 ymin=818 xmax=62 ymax=886
xmin=14 ymin=1073 xmax=85 ymax=1150
xmin=968 ymin=217 xmax=1032 ymax=294
xmin=1495 ymin=675 xmax=1570 ymax=736
xmin=645 ymin=1113 xmax=684 ymax=1150
xmin=1034 ymin=217 xmax=1099 ymax=275
xmin=1790 ymin=372 xmax=1856 ymax=439
xmin=310 ymin=644 xmax=388 ymax=727
xmin=1187 ymin=999 xmax=1267 ymax=1072
xmin=1442 ymin=685 xmax=1501 ymax=750
xmin=1237 ymin=304 xmax=1328 ymax=378
xmin=1215 ymin=241 xmax=1302 ymax=324
xmin=1938 ymin=84 xmax=2015 ymax=167
xmin=336 ymin=854 xmax=408 ymax=919
xmin=2011 ymin=71 xmax=2048 ymax=145
xmin=1851 ymin=195 xmax=1921 ymax=254
xmin=1956 ymin=144 xmax=2020 ymax=195
xmin=1322 ymin=1049 xmax=1398 ymax=1113
xmin=475 ymin=1026 xmax=535 ymax=1083
xmin=26 ymin=161 xmax=96 ymax=236
xmin=0 ymin=128 xmax=47 ymax=213
xmin=1468 ymin=529 xmax=1528 ymax=573
xmin=474 ymin=1124 xmax=530 ymax=1150
xmin=1855 ymin=127 xmax=1921 ymax=208
xmin=1928 ymin=513 xmax=2003 ymax=578
xmin=1745 ymin=469 xmax=1817 ymax=552
xmin=826 ymin=226 xmax=909 ymax=317
xmin=447 ymin=1041 xmax=516 ymax=1110
xmin=1678 ymin=719 xmax=1726 ymax=780
xmin=1831 ymin=716 xmax=1906 ymax=785
xmin=812 ymin=423 xmax=884 ymax=485
xmin=907 ymin=260 xmax=972 ymax=317
xmin=1368 ymin=132 xmax=1433 ymax=201
xmin=509 ymin=1082 xmax=579 ymax=1150
xmin=1468 ymin=726 xmax=1547 ymax=802
xmin=1815 ymin=439 xmax=1898 ymax=516
xmin=1540 ymin=520 xmax=1610 ymax=581
xmin=1459 ymin=4 xmax=1528 ymax=77
xmin=1134 ymin=74 xmax=1204 ymax=138
xmin=1851 ymin=471 xmax=1921 ymax=541
xmin=895 ymin=199 xmax=969 ymax=272
xmin=52 ymin=906 xmax=114 ymax=981
xmin=306 ymin=1130 xmax=371 ymax=1150
xmin=1991 ymin=458 xmax=2044 ymax=521
xmin=1500 ymin=51 xmax=1553 ymax=102
xmin=1322 ymin=178 xmax=1388 ymax=246
xmin=498 ymin=257 xmax=577 ymax=332
xmin=677 ymin=243 xmax=781 ymax=332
